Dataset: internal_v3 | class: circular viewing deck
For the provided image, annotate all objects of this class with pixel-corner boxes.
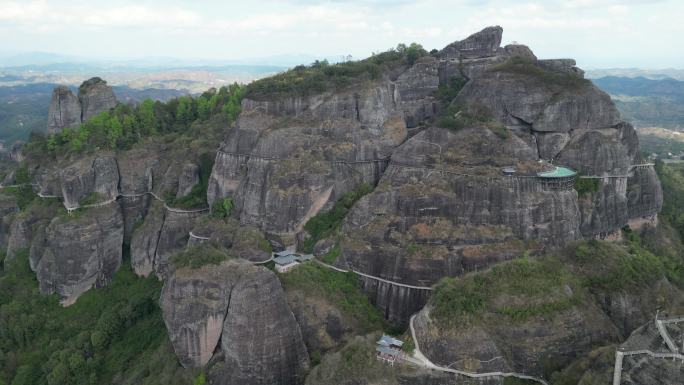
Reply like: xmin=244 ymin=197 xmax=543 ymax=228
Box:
xmin=536 ymin=166 xmax=577 ymax=191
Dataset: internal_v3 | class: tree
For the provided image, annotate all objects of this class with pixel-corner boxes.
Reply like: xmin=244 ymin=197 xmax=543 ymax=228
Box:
xmin=106 ymin=116 xmax=123 ymax=149
xmin=137 ymin=99 xmax=157 ymax=135
xmin=197 ymin=96 xmax=211 ymax=121
xmin=175 ymin=97 xmax=195 ymax=126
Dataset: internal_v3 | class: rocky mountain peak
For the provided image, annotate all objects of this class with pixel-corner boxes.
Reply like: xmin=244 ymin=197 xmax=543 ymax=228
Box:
xmin=47 ymin=85 xmax=81 ymax=134
xmin=439 ymin=25 xmax=504 ymax=59
xmin=47 ymin=77 xmax=118 ymax=133
xmin=78 ymin=77 xmax=118 ymax=122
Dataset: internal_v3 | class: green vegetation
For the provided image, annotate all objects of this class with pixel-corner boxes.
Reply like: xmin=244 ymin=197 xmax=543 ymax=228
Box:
xmin=78 ymin=192 xmax=103 ymax=206
xmin=432 ymin=257 xmax=583 ymax=325
xmin=488 ymin=56 xmax=589 ymax=89
xmin=23 ymin=84 xmax=242 ymax=160
xmin=305 ymin=334 xmax=399 ymax=385
xmin=433 ymin=229 xmax=684 ymax=327
xmin=434 ymin=103 xmax=509 ymax=139
xmin=0 ymin=249 xmax=193 ymax=385
xmin=565 ymin=239 xmax=674 ymax=291
xmin=169 ymin=244 xmax=231 ymax=269
xmin=320 ymin=243 xmax=341 ymax=264
xmin=434 ymin=76 xmax=466 ymax=105
xmin=656 ymin=161 xmax=684 ymax=241
xmin=279 ymin=263 xmax=384 ymax=331
xmin=167 ymin=153 xmax=214 ymax=209
xmin=573 ymin=177 xmax=600 ymax=195
xmin=1 ymin=166 xmax=37 ymax=210
xmin=300 ymin=183 xmax=374 ymax=253
xmin=245 ymin=43 xmax=426 ymax=99
xmin=210 ymin=197 xmax=234 ymax=219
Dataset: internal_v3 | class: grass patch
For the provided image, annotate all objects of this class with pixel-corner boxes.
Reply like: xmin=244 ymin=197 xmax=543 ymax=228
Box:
xmin=434 ymin=103 xmax=510 ymax=139
xmin=432 ymin=257 xmax=582 ymax=325
xmin=279 ymin=263 xmax=384 ymax=332
xmin=78 ymin=191 xmax=103 ymax=205
xmin=321 ymin=243 xmax=341 ymax=264
xmin=170 ymin=244 xmax=231 ymax=269
xmin=300 ymin=183 xmax=374 ymax=253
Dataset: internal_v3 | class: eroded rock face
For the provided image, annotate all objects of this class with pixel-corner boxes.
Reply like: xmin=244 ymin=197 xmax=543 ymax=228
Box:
xmin=160 ymin=260 xmax=248 ymax=368
xmin=78 ymin=77 xmax=118 ymax=122
xmin=456 ymin=70 xmax=620 ymax=133
xmin=207 ymin=86 xmax=411 ymax=238
xmin=0 ymin=194 xmax=19 ymax=252
xmin=439 ymin=26 xmax=503 ymax=59
xmin=130 ymin=200 xmax=165 ymax=277
xmin=161 ymin=259 xmax=310 ymax=385
xmin=47 ymin=86 xmax=81 ymax=134
xmin=34 ymin=204 xmax=124 ymax=304
xmin=211 ymin=265 xmax=310 ymax=385
xmin=335 ymin=127 xmax=581 ymax=323
xmin=5 ymin=200 xmax=60 ymax=264
xmin=59 ymin=155 xmax=120 ymax=210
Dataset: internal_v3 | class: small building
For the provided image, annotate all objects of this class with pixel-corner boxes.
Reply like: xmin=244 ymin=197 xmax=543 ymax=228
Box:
xmin=376 ymin=335 xmax=403 ymax=366
xmin=274 ymin=254 xmax=299 ymax=273
xmin=272 ymin=251 xmax=313 ymax=273
xmin=501 ymin=166 xmax=516 ymax=176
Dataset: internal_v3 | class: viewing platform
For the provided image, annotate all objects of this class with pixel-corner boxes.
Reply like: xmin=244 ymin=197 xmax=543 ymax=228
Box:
xmin=536 ymin=166 xmax=577 ymax=191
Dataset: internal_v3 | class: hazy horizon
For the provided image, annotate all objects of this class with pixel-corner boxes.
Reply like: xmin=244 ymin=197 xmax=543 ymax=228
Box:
xmin=1 ymin=0 xmax=682 ymax=70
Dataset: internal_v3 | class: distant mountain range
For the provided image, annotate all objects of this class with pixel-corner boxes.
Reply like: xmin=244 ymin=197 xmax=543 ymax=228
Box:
xmin=586 ymin=68 xmax=684 ymax=81
xmin=592 ymin=76 xmax=684 ymax=130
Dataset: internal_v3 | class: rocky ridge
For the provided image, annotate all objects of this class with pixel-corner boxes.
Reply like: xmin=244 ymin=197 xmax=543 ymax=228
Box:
xmin=47 ymin=77 xmax=118 ymax=133
xmin=1 ymin=25 xmax=670 ymax=385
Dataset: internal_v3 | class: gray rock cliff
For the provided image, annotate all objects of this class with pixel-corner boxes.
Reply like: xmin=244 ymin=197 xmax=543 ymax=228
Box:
xmin=34 ymin=204 xmax=124 ymax=305
xmin=78 ymin=77 xmax=118 ymax=122
xmin=160 ymin=258 xmax=310 ymax=385
xmin=47 ymin=86 xmax=82 ymax=134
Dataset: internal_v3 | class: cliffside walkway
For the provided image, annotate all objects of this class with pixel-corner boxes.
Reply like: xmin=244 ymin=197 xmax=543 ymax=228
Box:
xmin=217 ymin=150 xmax=391 ymax=165
xmin=29 ymin=184 xmax=210 ymax=214
xmin=578 ymin=163 xmax=656 ymax=180
xmin=612 ymin=314 xmax=684 ymax=385
xmin=313 ymin=259 xmax=434 ymax=291
xmin=408 ymin=314 xmax=549 ymax=385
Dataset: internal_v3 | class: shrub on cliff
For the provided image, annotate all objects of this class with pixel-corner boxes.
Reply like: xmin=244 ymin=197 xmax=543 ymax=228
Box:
xmin=170 ymin=244 xmax=231 ymax=269
xmin=488 ymin=56 xmax=588 ymax=89
xmin=300 ymin=183 xmax=374 ymax=253
xmin=244 ymin=43 xmax=425 ymax=99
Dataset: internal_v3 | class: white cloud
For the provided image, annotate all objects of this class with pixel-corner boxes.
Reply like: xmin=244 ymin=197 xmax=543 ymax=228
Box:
xmin=0 ymin=0 xmax=681 ymax=68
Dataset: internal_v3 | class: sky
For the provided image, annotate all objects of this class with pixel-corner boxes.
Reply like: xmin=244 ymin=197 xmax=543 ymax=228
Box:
xmin=0 ymin=0 xmax=682 ymax=69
